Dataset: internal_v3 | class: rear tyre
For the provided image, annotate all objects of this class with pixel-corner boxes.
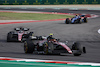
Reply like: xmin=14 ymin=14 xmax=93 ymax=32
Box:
xmin=72 ymin=42 xmax=82 ymax=56
xmin=43 ymin=43 xmax=48 ymax=55
xmin=7 ymin=32 xmax=12 ymax=42
xmin=24 ymin=39 xmax=34 ymax=53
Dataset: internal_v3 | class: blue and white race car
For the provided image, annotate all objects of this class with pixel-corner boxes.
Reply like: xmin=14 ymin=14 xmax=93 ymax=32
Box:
xmin=65 ymin=15 xmax=87 ymax=24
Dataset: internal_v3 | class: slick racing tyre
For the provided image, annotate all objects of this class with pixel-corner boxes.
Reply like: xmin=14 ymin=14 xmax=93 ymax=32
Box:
xmin=84 ymin=17 xmax=87 ymax=23
xmin=65 ymin=18 xmax=70 ymax=24
xmin=72 ymin=42 xmax=82 ymax=56
xmin=24 ymin=40 xmax=35 ymax=53
xmin=7 ymin=32 xmax=12 ymax=42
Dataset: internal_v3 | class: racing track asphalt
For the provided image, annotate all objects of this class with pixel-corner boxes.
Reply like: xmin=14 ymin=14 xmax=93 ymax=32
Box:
xmin=0 ymin=8 xmax=100 ymax=63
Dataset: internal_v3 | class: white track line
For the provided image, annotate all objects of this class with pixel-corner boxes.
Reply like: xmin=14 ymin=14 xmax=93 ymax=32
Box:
xmin=0 ymin=57 xmax=100 ymax=66
xmin=98 ymin=29 xmax=100 ymax=34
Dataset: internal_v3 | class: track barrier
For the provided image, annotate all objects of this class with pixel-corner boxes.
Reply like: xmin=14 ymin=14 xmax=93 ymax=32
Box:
xmin=0 ymin=0 xmax=100 ymax=5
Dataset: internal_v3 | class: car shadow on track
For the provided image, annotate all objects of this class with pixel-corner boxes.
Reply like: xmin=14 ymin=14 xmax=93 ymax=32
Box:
xmin=58 ymin=22 xmax=83 ymax=25
xmin=0 ymin=39 xmax=24 ymax=43
xmin=0 ymin=52 xmax=76 ymax=57
xmin=0 ymin=39 xmax=7 ymax=42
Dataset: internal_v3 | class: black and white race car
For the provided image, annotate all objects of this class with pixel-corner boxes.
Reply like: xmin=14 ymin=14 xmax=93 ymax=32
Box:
xmin=24 ymin=36 xmax=86 ymax=56
xmin=7 ymin=27 xmax=34 ymax=42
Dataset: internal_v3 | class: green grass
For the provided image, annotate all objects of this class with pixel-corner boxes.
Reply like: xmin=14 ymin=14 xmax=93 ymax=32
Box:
xmin=0 ymin=12 xmax=74 ymax=20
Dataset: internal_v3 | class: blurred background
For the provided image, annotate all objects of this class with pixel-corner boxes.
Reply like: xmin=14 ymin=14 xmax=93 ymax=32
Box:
xmin=0 ymin=0 xmax=100 ymax=5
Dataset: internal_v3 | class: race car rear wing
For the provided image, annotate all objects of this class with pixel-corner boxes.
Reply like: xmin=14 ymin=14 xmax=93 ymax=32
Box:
xmin=30 ymin=36 xmax=47 ymax=40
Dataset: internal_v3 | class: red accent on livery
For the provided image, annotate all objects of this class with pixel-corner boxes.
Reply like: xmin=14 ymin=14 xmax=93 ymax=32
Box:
xmin=18 ymin=31 xmax=24 ymax=41
xmin=56 ymin=42 xmax=72 ymax=54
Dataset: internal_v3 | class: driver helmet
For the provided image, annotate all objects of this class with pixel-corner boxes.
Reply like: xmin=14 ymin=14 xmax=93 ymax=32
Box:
xmin=19 ymin=30 xmax=23 ymax=33
xmin=49 ymin=33 xmax=53 ymax=36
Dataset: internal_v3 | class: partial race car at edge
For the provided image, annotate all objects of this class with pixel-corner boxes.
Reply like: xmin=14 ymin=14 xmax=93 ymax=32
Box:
xmin=7 ymin=27 xmax=34 ymax=42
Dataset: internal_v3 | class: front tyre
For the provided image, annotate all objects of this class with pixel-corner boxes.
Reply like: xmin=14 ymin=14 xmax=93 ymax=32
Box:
xmin=72 ymin=42 xmax=82 ymax=56
xmin=65 ymin=18 xmax=70 ymax=24
xmin=84 ymin=17 xmax=87 ymax=23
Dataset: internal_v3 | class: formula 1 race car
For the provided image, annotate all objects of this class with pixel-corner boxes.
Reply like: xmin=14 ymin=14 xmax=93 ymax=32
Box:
xmin=7 ymin=27 xmax=34 ymax=42
xmin=24 ymin=36 xmax=86 ymax=56
xmin=65 ymin=15 xmax=87 ymax=24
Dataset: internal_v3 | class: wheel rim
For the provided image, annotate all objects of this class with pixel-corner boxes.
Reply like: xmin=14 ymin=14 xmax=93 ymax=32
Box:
xmin=24 ymin=42 xmax=28 ymax=53
xmin=44 ymin=44 xmax=48 ymax=54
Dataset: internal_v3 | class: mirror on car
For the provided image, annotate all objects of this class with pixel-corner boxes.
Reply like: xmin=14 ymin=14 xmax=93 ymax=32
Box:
xmin=56 ymin=39 xmax=60 ymax=41
xmin=23 ymin=28 xmax=29 ymax=31
xmin=14 ymin=28 xmax=20 ymax=31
